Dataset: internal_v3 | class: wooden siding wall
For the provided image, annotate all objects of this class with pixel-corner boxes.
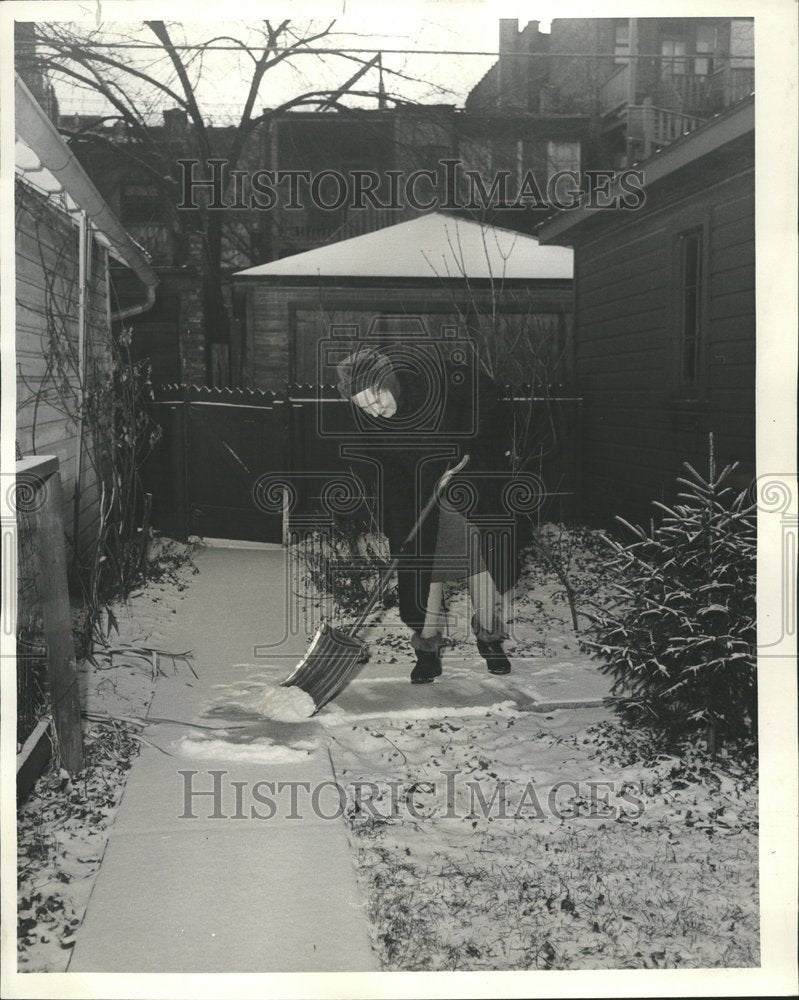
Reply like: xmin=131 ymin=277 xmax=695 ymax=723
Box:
xmin=574 ymin=166 xmax=755 ymax=526
xmin=242 ymin=281 xmax=573 ymax=389
xmin=16 ymin=180 xmax=113 ymax=562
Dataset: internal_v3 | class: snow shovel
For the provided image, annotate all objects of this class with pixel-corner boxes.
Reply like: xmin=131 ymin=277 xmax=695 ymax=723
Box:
xmin=280 ymin=455 xmax=470 ymax=713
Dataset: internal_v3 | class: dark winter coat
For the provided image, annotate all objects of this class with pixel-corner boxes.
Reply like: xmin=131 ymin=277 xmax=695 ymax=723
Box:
xmin=353 ymin=353 xmax=521 ymax=632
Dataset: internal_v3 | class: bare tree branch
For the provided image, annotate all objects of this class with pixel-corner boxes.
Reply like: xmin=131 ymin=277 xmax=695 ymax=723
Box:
xmin=32 ymin=27 xmax=188 ymax=109
xmin=145 ymin=21 xmax=211 ymax=156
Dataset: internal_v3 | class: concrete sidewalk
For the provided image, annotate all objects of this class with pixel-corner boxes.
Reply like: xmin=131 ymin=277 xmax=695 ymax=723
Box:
xmin=70 ymin=543 xmax=612 ymax=972
xmin=70 ymin=546 xmax=378 ymax=973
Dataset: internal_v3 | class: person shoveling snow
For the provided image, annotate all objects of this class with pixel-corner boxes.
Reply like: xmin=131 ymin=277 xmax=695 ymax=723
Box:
xmin=280 ymin=345 xmax=525 ymax=714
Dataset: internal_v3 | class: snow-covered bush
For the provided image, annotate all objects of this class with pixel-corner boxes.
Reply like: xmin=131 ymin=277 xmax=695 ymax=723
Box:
xmin=581 ymin=452 xmax=756 ymax=740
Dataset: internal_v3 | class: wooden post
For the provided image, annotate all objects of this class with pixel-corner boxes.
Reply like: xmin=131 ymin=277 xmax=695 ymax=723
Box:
xmin=624 ymin=18 xmax=639 ymax=167
xmin=22 ymin=456 xmax=84 ymax=774
xmin=642 ymin=96 xmax=654 ymax=159
xmin=171 ymin=388 xmax=190 ymax=542
xmin=574 ymin=398 xmax=584 ymax=523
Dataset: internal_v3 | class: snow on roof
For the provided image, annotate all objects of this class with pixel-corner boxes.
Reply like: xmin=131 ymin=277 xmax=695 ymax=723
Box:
xmin=235 ymin=212 xmax=573 ymax=281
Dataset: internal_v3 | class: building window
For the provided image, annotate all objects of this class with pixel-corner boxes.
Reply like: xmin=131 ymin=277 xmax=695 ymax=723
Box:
xmin=661 ymin=38 xmax=687 ymax=77
xmin=694 ymin=24 xmax=717 ymax=76
xmin=546 ymin=141 xmax=581 ymax=178
xmin=729 ymin=19 xmax=754 ymax=69
xmin=678 ymin=229 xmax=703 ymax=385
xmin=546 ymin=141 xmax=581 ymax=204
xmin=614 ymin=23 xmax=630 ymax=66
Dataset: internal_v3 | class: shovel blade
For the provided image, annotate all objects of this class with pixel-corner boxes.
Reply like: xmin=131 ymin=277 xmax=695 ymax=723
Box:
xmin=280 ymin=623 xmax=368 ymax=712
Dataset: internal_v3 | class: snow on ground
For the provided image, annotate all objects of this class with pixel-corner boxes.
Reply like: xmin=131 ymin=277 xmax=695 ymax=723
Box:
xmin=17 ymin=527 xmax=760 ymax=973
xmin=16 ymin=543 xmax=198 ymax=973
xmin=305 ymin=527 xmax=760 ymax=971
xmin=326 ymin=710 xmax=758 ymax=970
xmin=174 ymin=732 xmax=314 ymax=763
xmin=324 ymin=700 xmax=522 ymax=725
xmin=254 ymin=685 xmax=316 ymax=721
xmin=207 ymin=678 xmax=316 ymax=722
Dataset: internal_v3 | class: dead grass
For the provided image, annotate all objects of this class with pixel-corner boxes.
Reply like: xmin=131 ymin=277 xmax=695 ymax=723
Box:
xmin=17 ymin=720 xmax=142 ymax=967
xmin=337 ymin=715 xmax=759 ymax=971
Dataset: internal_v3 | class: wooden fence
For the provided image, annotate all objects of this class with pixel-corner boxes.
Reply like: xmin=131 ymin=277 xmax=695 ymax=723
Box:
xmin=142 ymin=384 xmax=583 ymax=544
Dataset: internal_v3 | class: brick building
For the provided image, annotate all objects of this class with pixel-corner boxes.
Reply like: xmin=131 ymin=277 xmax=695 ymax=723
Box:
xmin=37 ymin=16 xmax=752 ymax=387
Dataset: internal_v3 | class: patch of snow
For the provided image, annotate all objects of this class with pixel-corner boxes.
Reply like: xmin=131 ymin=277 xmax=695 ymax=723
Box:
xmin=322 ymin=700 xmax=521 ymax=725
xmin=289 ymin=739 xmax=319 ymax=751
xmin=255 ymin=685 xmax=317 ymax=722
xmin=174 ymin=734 xmax=315 ymax=763
xmin=210 ymin=680 xmax=317 ymax=721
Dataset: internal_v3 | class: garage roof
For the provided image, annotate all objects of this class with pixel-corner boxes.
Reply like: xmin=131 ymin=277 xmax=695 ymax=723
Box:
xmin=235 ymin=212 xmax=573 ymax=281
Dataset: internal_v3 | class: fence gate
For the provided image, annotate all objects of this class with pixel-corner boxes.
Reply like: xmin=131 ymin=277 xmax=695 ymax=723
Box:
xmin=144 ymin=386 xmax=287 ymax=543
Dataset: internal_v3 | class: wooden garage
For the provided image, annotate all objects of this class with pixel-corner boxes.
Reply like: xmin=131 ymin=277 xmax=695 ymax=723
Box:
xmin=233 ymin=212 xmax=574 ymax=390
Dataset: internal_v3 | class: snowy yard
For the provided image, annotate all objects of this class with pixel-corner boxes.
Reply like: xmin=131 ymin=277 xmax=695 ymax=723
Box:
xmin=291 ymin=525 xmax=759 ymax=970
xmin=329 ymin=710 xmax=758 ymax=970
xmin=309 ymin=531 xmax=759 ymax=971
xmin=16 ymin=528 xmax=759 ymax=972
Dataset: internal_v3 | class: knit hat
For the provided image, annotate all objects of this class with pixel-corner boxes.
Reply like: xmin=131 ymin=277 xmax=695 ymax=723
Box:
xmin=335 ymin=346 xmax=397 ymax=400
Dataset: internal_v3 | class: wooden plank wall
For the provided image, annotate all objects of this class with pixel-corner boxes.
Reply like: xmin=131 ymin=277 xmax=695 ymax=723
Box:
xmin=573 ymin=166 xmax=755 ymax=526
xmin=243 ymin=281 xmax=573 ymax=390
xmin=705 ymin=177 xmax=756 ymax=463
xmin=15 ymin=180 xmax=114 ymax=563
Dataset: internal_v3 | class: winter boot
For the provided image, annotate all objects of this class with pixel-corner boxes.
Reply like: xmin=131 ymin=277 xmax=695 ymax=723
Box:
xmin=410 ymin=631 xmax=444 ymax=684
xmin=472 ymin=613 xmax=511 ymax=675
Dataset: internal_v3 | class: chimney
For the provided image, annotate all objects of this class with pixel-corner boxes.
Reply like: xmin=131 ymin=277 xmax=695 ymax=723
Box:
xmin=163 ymin=108 xmax=188 ymax=136
xmin=498 ymin=19 xmax=521 ymax=108
xmin=499 ymin=18 xmax=519 ymax=53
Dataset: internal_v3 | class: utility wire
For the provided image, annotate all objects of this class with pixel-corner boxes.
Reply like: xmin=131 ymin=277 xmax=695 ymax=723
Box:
xmin=16 ymin=43 xmax=715 ymax=60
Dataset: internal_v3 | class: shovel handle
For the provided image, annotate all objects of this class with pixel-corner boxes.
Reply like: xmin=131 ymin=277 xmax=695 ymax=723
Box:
xmin=400 ymin=453 xmax=469 ymax=550
xmin=345 ymin=455 xmax=470 ymax=638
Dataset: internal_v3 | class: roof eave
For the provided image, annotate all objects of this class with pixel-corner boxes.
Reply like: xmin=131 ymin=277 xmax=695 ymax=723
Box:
xmin=15 ymin=74 xmax=158 ymax=292
xmin=232 ymin=272 xmax=572 ymax=287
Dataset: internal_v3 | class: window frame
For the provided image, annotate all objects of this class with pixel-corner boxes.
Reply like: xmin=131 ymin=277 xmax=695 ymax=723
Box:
xmin=661 ymin=37 xmax=688 ymax=77
xmin=614 ymin=23 xmax=630 ymax=66
xmin=671 ymin=219 xmax=710 ymax=398
xmin=693 ymin=23 xmax=717 ymax=76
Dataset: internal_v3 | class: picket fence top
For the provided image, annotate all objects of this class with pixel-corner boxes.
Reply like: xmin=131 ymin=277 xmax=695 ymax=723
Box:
xmin=148 ymin=382 xmax=581 ymax=404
